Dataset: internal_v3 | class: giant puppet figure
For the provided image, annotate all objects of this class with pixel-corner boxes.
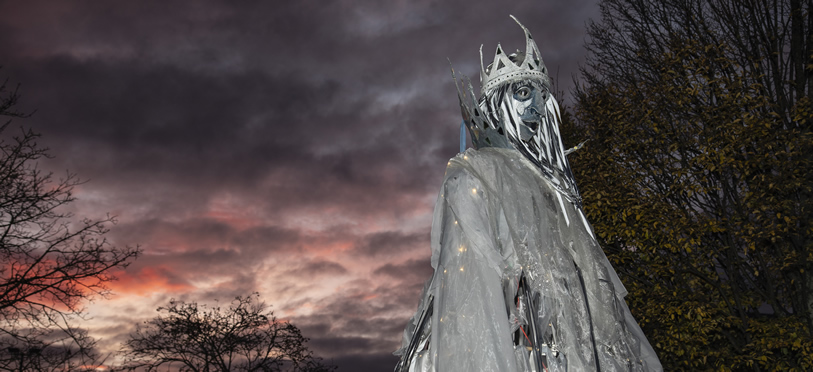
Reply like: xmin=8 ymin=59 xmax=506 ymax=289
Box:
xmin=394 ymin=17 xmax=662 ymax=372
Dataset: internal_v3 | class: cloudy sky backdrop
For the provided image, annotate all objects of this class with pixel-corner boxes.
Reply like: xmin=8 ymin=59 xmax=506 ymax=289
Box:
xmin=0 ymin=1 xmax=599 ymax=370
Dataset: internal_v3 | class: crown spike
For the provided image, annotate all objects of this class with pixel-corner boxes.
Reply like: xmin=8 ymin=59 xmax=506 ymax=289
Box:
xmin=479 ymin=44 xmax=486 ymax=84
xmin=509 ymin=15 xmax=542 ymax=79
xmin=492 ymin=43 xmax=507 ymax=76
xmin=510 ymin=16 xmax=531 ymax=50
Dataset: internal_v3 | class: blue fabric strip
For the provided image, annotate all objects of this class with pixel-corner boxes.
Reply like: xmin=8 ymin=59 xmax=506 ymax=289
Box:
xmin=460 ymin=120 xmax=466 ymax=153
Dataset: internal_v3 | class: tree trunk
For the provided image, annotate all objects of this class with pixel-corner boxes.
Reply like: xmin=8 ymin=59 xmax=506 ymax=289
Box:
xmin=805 ymin=269 xmax=813 ymax=338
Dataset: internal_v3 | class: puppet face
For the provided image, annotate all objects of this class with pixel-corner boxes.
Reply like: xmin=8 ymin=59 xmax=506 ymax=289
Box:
xmin=499 ymin=79 xmax=549 ymax=144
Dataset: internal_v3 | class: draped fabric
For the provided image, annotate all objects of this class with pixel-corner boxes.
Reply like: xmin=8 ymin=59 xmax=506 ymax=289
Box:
xmin=396 ymin=147 xmax=662 ymax=372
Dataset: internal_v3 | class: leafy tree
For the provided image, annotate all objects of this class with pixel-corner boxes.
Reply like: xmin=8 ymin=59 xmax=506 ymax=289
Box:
xmin=0 ymin=73 xmax=140 ymax=371
xmin=563 ymin=0 xmax=813 ymax=370
xmin=123 ymin=294 xmax=335 ymax=372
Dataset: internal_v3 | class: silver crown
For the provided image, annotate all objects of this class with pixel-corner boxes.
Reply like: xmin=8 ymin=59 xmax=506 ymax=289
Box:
xmin=480 ymin=15 xmax=550 ymax=95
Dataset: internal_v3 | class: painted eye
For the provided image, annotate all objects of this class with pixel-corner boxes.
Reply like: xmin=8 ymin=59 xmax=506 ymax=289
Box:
xmin=515 ymin=86 xmax=531 ymax=101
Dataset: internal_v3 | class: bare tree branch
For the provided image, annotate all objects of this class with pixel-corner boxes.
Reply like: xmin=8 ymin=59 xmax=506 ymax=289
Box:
xmin=0 ymin=71 xmax=140 ymax=371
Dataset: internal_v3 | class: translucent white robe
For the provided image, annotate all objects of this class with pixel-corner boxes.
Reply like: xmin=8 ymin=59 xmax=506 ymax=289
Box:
xmin=396 ymin=147 xmax=662 ymax=372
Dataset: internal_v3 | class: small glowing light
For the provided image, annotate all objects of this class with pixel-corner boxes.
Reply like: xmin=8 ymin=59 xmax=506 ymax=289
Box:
xmin=458 ymin=245 xmax=466 ymax=252
xmin=460 ymin=266 xmax=464 ymax=272
xmin=463 ymin=155 xmax=469 ymax=160
xmin=444 ymin=269 xmax=447 ymax=273
xmin=454 ymin=220 xmax=458 ymax=225
xmin=472 ymin=188 xmax=477 ymax=194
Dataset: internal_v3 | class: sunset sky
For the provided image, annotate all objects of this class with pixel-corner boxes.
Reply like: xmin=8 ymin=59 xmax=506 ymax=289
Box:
xmin=0 ymin=1 xmax=599 ymax=370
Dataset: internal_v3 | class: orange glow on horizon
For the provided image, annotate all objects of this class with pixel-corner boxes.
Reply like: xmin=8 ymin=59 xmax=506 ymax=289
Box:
xmin=109 ymin=266 xmax=194 ymax=296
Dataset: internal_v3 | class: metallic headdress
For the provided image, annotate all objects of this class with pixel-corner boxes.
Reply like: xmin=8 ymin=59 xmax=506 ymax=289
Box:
xmin=479 ymin=15 xmax=550 ymax=95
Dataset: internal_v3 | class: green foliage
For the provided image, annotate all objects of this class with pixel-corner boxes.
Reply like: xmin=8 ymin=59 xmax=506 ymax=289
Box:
xmin=564 ymin=0 xmax=813 ymax=370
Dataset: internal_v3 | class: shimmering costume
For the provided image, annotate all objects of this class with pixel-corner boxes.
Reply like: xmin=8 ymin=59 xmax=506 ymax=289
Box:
xmin=395 ymin=16 xmax=662 ymax=372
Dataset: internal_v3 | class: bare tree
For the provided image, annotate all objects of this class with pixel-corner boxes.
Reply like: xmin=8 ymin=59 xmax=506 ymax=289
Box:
xmin=123 ymin=294 xmax=335 ymax=372
xmin=0 ymin=72 xmax=140 ymax=370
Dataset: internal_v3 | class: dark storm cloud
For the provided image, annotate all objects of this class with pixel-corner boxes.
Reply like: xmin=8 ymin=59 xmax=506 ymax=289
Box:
xmin=373 ymin=258 xmax=433 ymax=283
xmin=329 ymin=354 xmax=400 ymax=372
xmin=108 ymin=219 xmax=421 ymax=303
xmin=355 ymin=231 xmax=428 ymax=257
xmin=309 ymin=336 xmax=381 ymax=355
xmin=285 ymin=259 xmax=349 ymax=277
xmin=1 ymin=1 xmax=459 ymax=229
xmin=0 ymin=0 xmax=598 ymax=224
xmin=5 ymin=55 xmax=450 ymax=224
xmin=112 ymin=217 xmax=306 ymax=258
xmin=0 ymin=1 xmax=599 ymax=370
xmin=286 ymin=275 xmax=433 ymax=358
